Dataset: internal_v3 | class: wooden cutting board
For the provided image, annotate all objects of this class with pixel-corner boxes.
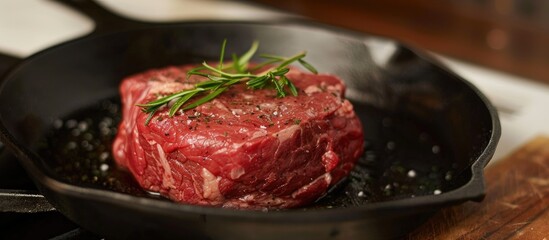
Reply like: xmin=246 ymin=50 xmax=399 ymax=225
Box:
xmin=407 ymin=136 xmax=549 ymax=239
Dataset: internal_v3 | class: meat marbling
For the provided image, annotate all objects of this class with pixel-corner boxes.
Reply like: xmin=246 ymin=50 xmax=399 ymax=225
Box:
xmin=113 ymin=65 xmax=364 ymax=209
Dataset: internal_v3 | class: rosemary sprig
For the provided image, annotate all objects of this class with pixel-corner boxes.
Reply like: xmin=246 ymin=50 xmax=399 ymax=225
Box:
xmin=137 ymin=40 xmax=317 ymax=125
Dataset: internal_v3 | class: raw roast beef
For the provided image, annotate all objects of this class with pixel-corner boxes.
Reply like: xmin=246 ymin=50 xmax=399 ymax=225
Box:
xmin=113 ymin=65 xmax=364 ymax=209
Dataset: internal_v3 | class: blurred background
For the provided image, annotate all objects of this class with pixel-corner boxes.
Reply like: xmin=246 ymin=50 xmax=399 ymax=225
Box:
xmin=254 ymin=0 xmax=549 ymax=84
xmin=1 ymin=0 xmax=548 ymax=83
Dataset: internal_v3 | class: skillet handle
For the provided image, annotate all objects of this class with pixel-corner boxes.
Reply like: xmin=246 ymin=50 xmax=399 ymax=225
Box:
xmin=0 ymin=133 xmax=55 ymax=213
xmin=0 ymin=189 xmax=55 ymax=213
xmin=54 ymin=0 xmax=150 ymax=35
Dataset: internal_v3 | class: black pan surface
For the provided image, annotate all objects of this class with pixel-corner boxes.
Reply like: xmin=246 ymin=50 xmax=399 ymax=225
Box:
xmin=0 ymin=1 xmax=500 ymax=239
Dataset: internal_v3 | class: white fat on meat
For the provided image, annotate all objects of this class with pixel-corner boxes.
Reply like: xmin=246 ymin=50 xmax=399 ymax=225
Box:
xmin=148 ymin=81 xmax=194 ymax=95
xmin=211 ymin=99 xmax=231 ymax=112
xmin=201 ymin=168 xmax=223 ymax=201
xmin=250 ymin=129 xmax=268 ymax=140
xmin=304 ymin=85 xmax=322 ymax=95
xmin=156 ymin=144 xmax=175 ymax=189
xmin=291 ymin=173 xmax=332 ymax=199
xmin=229 ymin=166 xmax=245 ymax=180
xmin=258 ymin=102 xmax=276 ymax=111
xmin=274 ymin=125 xmax=300 ymax=142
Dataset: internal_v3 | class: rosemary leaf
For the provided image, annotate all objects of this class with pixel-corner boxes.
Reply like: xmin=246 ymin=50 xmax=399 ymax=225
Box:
xmin=246 ymin=75 xmax=268 ymax=89
xmin=298 ymin=59 xmax=318 ymax=74
xmin=218 ymin=39 xmax=227 ymax=70
xmin=186 ymin=66 xmax=207 ymax=78
xmin=169 ymin=89 xmax=202 ymax=117
xmin=287 ymin=78 xmax=298 ymax=96
xmin=272 ymin=68 xmax=290 ymax=76
xmin=248 ymin=58 xmax=280 ymax=72
xmin=144 ymin=105 xmax=162 ymax=125
xmin=232 ymin=53 xmax=242 ymax=73
xmin=259 ymin=54 xmax=285 ymax=61
xmin=277 ymin=52 xmax=306 ymax=69
xmin=137 ymin=88 xmax=201 ymax=108
xmin=271 ymin=75 xmax=285 ymax=97
xmin=236 ymin=41 xmax=259 ymax=72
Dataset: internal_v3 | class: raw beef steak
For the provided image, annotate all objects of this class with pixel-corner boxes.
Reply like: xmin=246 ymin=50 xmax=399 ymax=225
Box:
xmin=113 ymin=65 xmax=364 ymax=209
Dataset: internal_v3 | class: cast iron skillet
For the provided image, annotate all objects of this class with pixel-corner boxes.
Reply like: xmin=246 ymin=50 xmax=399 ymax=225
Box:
xmin=0 ymin=0 xmax=500 ymax=239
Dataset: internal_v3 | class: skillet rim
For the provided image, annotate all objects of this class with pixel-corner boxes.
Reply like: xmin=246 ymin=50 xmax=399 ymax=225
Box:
xmin=0 ymin=19 xmax=501 ymax=222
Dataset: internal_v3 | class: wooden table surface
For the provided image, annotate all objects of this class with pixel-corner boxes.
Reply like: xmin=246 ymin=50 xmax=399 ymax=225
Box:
xmin=407 ymin=136 xmax=549 ymax=239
